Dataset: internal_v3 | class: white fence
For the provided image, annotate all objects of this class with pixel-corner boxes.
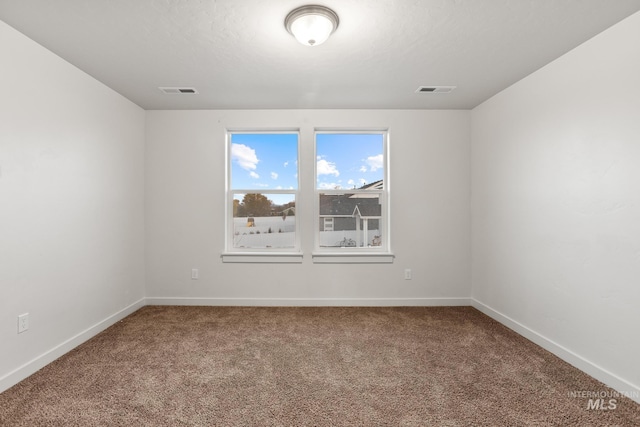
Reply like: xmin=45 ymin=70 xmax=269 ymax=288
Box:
xmin=318 ymin=230 xmax=381 ymax=247
xmin=232 ymin=216 xmax=381 ymax=248
xmin=233 ymin=216 xmax=296 ymax=248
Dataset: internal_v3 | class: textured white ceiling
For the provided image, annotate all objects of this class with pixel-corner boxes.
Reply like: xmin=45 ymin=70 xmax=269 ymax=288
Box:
xmin=1 ymin=0 xmax=639 ymax=110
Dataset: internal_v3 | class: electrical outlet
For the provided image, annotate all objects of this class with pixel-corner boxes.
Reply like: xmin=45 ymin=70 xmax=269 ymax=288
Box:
xmin=191 ymin=268 xmax=199 ymax=280
xmin=404 ymin=269 xmax=412 ymax=280
xmin=18 ymin=313 xmax=29 ymax=333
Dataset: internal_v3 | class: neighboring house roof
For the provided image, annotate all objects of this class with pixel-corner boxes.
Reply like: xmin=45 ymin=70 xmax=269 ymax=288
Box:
xmin=360 ymin=180 xmax=383 ymax=190
xmin=352 ymin=204 xmax=381 ymax=218
xmin=319 ymin=189 xmax=382 ymax=218
xmin=319 ymin=179 xmax=383 ymax=217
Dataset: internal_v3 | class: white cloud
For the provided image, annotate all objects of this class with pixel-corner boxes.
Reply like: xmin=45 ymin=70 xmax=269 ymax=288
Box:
xmin=231 ymin=143 xmax=259 ymax=171
xmin=271 ymin=172 xmax=278 ymax=180
xmin=249 ymin=171 xmax=260 ymax=179
xmin=283 ymin=161 xmax=289 ymax=167
xmin=366 ymin=154 xmax=383 ymax=172
xmin=347 ymin=179 xmax=355 ymax=186
xmin=318 ymin=182 xmax=342 ymax=190
xmin=317 ymin=159 xmax=340 ymax=176
xmin=359 ymin=178 xmax=367 ymax=186
xmin=359 ymin=165 xmax=367 ymax=173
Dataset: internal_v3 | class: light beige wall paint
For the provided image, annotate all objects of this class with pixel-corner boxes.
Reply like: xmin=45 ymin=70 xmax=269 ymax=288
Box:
xmin=145 ymin=109 xmax=471 ymax=303
xmin=0 ymin=20 xmax=146 ymax=389
xmin=472 ymin=11 xmax=640 ymax=395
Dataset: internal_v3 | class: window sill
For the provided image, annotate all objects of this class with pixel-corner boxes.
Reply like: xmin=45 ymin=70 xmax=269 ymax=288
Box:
xmin=221 ymin=252 xmax=304 ymax=264
xmin=311 ymin=252 xmax=395 ymax=264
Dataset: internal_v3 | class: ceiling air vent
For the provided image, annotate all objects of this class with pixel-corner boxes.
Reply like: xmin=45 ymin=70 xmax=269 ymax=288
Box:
xmin=159 ymin=87 xmax=199 ymax=94
xmin=415 ymin=86 xmax=456 ymax=93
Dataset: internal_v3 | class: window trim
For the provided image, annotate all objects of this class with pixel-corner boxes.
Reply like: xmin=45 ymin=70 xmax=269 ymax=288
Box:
xmin=311 ymin=252 xmax=395 ymax=264
xmin=221 ymin=252 xmax=304 ymax=263
xmin=224 ymin=130 xmax=302 ymax=257
xmin=313 ymin=129 xmax=392 ymax=259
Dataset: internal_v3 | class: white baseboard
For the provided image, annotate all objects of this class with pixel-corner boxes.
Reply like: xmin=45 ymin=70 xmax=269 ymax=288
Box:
xmin=471 ymin=298 xmax=640 ymax=405
xmin=145 ymin=297 xmax=472 ymax=307
xmin=0 ymin=298 xmax=145 ymax=394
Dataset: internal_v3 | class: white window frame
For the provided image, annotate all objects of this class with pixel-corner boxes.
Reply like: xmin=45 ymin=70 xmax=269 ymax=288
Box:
xmin=312 ymin=129 xmax=393 ymax=263
xmin=222 ymin=130 xmax=302 ymax=263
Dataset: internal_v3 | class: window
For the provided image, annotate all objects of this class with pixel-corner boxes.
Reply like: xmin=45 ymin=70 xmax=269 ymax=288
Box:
xmin=227 ymin=132 xmax=299 ymax=253
xmin=224 ymin=129 xmax=392 ymax=263
xmin=315 ymin=132 xmax=389 ymax=254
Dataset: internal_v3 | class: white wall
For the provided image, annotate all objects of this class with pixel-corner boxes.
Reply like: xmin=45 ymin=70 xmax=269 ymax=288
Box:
xmin=471 ymin=11 xmax=640 ymax=396
xmin=145 ymin=109 xmax=471 ymax=304
xmin=0 ymin=20 xmax=146 ymax=390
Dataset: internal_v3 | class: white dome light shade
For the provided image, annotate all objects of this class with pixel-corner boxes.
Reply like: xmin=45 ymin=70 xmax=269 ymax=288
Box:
xmin=290 ymin=14 xmax=334 ymax=46
xmin=285 ymin=5 xmax=339 ymax=46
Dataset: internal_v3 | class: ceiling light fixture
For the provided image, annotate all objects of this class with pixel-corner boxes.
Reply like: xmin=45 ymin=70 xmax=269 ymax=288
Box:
xmin=285 ymin=5 xmax=339 ymax=46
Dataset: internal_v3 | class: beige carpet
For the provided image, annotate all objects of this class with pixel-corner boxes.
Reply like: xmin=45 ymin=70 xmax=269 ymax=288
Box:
xmin=0 ymin=306 xmax=638 ymax=426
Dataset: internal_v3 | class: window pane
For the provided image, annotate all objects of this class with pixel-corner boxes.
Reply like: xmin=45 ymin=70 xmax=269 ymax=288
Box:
xmin=318 ymin=193 xmax=382 ymax=248
xmin=316 ymin=133 xmax=383 ymax=190
xmin=233 ymin=193 xmax=296 ymax=249
xmin=231 ymin=133 xmax=298 ymax=190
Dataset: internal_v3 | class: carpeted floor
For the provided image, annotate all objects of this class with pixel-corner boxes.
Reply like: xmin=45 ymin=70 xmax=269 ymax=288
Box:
xmin=0 ymin=306 xmax=638 ymax=426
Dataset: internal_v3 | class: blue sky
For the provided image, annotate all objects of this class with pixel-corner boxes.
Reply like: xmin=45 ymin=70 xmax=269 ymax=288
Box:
xmin=231 ymin=133 xmax=299 ymax=191
xmin=316 ymin=133 xmax=384 ymax=190
xmin=230 ymin=132 xmax=384 ymax=204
